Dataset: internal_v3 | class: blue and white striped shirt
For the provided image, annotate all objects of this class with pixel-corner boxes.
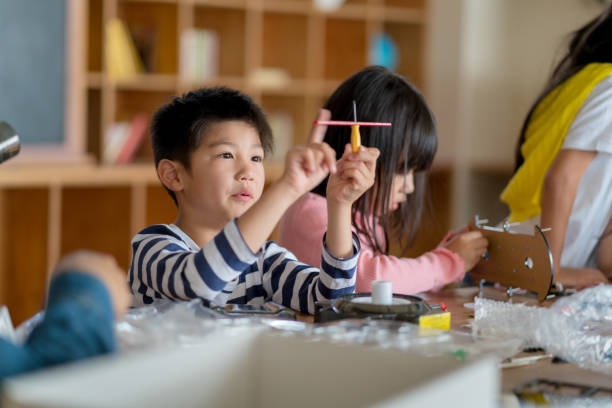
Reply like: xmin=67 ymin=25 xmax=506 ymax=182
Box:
xmin=129 ymin=220 xmax=359 ymax=314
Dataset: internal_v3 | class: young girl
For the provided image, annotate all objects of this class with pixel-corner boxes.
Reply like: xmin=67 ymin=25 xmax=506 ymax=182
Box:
xmin=279 ymin=66 xmax=488 ymax=294
xmin=501 ymin=5 xmax=612 ymax=287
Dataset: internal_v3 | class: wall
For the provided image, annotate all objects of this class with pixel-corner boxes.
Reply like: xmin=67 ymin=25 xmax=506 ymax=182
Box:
xmin=0 ymin=0 xmax=66 ymax=145
xmin=427 ymin=0 xmax=606 ymax=227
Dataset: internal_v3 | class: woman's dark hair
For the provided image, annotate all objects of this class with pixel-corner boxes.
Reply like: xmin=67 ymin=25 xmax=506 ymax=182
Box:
xmin=312 ymin=66 xmax=437 ymax=254
xmin=151 ymin=87 xmax=273 ymax=205
xmin=514 ymin=5 xmax=612 ymax=171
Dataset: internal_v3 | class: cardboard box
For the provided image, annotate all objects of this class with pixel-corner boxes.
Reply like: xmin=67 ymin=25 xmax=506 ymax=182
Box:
xmin=2 ymin=327 xmax=498 ymax=407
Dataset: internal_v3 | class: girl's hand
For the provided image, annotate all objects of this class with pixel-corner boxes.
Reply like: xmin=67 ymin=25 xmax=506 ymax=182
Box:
xmin=326 ymin=143 xmax=379 ymax=206
xmin=278 ymin=109 xmax=337 ymax=198
xmin=444 ymin=231 xmax=488 ymax=272
xmin=441 ymin=226 xmax=469 ymax=245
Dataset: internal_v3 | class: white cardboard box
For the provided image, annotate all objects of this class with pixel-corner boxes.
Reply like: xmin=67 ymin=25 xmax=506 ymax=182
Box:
xmin=2 ymin=327 xmax=498 ymax=407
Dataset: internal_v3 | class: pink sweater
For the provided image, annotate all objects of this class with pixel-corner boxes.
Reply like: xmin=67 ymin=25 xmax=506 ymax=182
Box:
xmin=279 ymin=193 xmax=465 ymax=294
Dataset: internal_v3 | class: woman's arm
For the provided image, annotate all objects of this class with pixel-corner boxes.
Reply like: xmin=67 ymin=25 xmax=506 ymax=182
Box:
xmin=597 ymin=216 xmax=612 ymax=279
xmin=540 ymin=149 xmax=609 ymax=287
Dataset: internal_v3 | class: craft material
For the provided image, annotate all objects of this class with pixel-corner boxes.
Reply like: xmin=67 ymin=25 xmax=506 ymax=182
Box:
xmin=371 ymin=280 xmax=392 ymax=305
xmin=312 ymin=101 xmax=391 ymax=152
xmin=468 ymin=215 xmax=554 ymax=301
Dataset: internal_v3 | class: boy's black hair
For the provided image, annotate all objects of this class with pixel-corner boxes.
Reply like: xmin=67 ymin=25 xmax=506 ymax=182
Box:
xmin=151 ymin=87 xmax=273 ymax=205
xmin=312 ymin=66 xmax=437 ymax=254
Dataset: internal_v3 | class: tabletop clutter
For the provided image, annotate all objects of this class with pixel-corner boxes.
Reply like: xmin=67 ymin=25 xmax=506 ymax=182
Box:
xmin=2 ymin=278 xmax=611 ymax=407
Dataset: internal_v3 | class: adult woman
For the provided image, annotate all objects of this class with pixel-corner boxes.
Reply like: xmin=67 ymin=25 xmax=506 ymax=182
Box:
xmin=501 ymin=5 xmax=612 ymax=287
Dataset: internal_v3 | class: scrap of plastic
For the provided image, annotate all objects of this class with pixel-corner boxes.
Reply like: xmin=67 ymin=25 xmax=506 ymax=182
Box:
xmin=472 ymin=296 xmax=547 ymax=349
xmin=0 ymin=305 xmax=16 ymax=343
xmin=116 ymin=299 xmax=269 ymax=350
xmin=534 ymin=395 xmax=612 ymax=408
xmin=14 ymin=311 xmax=45 ymax=345
xmin=534 ymin=285 xmax=612 ymax=375
xmin=116 ymin=300 xmax=519 ymax=362
xmin=473 ymin=285 xmax=612 ymax=375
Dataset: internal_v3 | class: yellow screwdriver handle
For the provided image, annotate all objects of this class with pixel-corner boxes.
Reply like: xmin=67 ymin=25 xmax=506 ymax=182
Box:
xmin=351 ymin=125 xmax=361 ymax=153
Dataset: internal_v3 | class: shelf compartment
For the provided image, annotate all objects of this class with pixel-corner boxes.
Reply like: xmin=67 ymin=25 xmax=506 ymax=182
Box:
xmin=262 ymin=12 xmax=308 ymax=80
xmin=87 ymin=89 xmax=103 ymax=160
xmin=261 ymin=94 xmax=307 ymax=152
xmin=61 ymin=187 xmax=132 ymax=270
xmin=324 ymin=17 xmax=367 ymax=81
xmin=117 ymin=1 xmax=179 ymax=74
xmin=0 ymin=188 xmax=49 ymax=325
xmin=193 ymin=6 xmax=246 ymax=77
xmin=114 ymin=90 xmax=174 ymax=162
xmin=383 ymin=21 xmax=424 ymax=89
xmin=87 ymin=0 xmax=104 ymax=72
xmin=115 ymin=89 xmax=173 ymax=122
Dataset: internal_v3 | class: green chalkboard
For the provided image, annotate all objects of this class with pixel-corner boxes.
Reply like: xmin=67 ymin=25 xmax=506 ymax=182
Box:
xmin=0 ymin=0 xmax=66 ymax=145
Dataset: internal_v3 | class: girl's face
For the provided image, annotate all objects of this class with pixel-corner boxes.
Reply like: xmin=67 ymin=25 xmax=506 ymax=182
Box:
xmin=389 ymin=169 xmax=414 ymax=211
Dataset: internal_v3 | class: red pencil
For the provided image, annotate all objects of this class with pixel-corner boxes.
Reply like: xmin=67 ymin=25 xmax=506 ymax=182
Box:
xmin=313 ymin=120 xmax=391 ymax=127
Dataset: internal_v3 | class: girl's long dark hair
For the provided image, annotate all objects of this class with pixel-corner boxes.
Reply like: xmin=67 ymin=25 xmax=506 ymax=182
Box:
xmin=312 ymin=66 xmax=437 ymax=254
xmin=514 ymin=5 xmax=612 ymax=172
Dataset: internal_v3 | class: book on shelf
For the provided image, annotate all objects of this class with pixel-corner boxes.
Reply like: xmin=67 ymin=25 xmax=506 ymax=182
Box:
xmin=105 ymin=18 xmax=144 ymax=81
xmin=180 ymin=28 xmax=219 ymax=81
xmin=103 ymin=114 xmax=149 ymax=165
xmin=116 ymin=114 xmax=149 ymax=165
xmin=103 ymin=122 xmax=130 ymax=164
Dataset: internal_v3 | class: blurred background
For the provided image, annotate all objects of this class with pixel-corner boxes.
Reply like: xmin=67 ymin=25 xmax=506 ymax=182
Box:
xmin=0 ymin=0 xmax=606 ymax=324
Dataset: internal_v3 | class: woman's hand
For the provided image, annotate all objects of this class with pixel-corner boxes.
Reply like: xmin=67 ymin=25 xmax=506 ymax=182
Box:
xmin=555 ymin=266 xmax=609 ymax=288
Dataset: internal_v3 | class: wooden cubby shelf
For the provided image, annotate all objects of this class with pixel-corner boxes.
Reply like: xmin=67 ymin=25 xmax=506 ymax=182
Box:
xmin=0 ymin=0 xmax=428 ymax=324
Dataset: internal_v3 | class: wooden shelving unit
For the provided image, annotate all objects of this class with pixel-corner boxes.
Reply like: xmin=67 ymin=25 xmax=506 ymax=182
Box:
xmin=0 ymin=0 xmax=428 ymax=324
xmin=83 ymin=0 xmax=427 ymax=160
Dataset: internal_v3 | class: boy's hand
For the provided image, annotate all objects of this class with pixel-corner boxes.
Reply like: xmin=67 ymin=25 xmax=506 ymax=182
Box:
xmin=327 ymin=143 xmax=379 ymax=206
xmin=278 ymin=109 xmax=337 ymax=197
xmin=54 ymin=250 xmax=130 ymax=318
xmin=444 ymin=231 xmax=488 ymax=272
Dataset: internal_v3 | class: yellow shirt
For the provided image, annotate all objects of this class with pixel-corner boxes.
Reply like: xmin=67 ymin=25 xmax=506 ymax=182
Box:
xmin=500 ymin=63 xmax=612 ymax=222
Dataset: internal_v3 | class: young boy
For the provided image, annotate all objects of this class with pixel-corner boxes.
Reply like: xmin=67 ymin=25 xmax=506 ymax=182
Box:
xmin=129 ymin=87 xmax=379 ymax=314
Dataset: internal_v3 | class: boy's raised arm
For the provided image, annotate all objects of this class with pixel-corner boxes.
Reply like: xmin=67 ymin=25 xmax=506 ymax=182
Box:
xmin=325 ymin=143 xmax=379 ymax=259
xmin=237 ymin=110 xmax=337 ymax=254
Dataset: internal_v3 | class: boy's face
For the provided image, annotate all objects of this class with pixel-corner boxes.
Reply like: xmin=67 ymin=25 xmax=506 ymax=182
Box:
xmin=180 ymin=120 xmax=265 ymax=228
